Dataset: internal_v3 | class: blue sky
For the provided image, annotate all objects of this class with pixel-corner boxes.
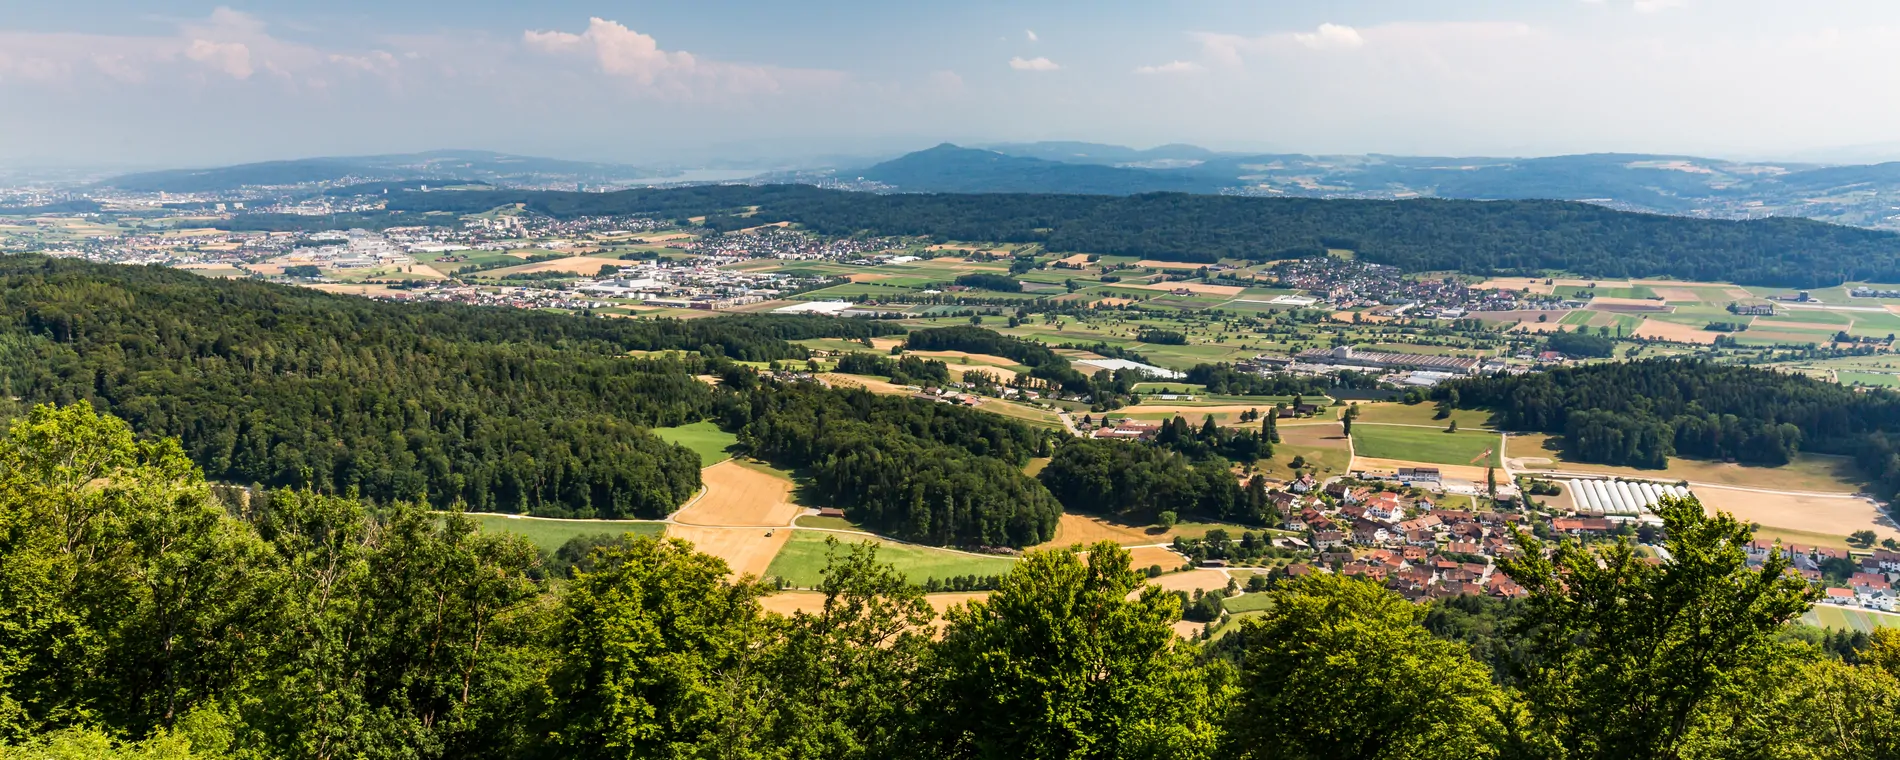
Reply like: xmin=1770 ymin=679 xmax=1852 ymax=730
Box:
xmin=6 ymin=1 xmax=1900 ymax=167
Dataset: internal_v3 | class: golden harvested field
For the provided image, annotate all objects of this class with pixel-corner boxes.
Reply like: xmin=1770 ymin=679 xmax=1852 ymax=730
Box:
xmin=950 ymin=364 xmax=1021 ymax=383
xmin=1651 ymin=287 xmax=1704 ymax=302
xmin=1039 ymin=513 xmax=1166 ymax=548
xmin=306 ymin=283 xmax=405 ymax=298
xmin=1477 ymin=277 xmax=1556 ymax=294
xmin=845 ymin=273 xmax=889 ymax=283
xmin=1172 ymin=620 xmax=1208 ymax=639
xmin=1473 ymin=309 xmax=1572 ymax=325
xmin=1635 ymin=320 xmax=1721 ymax=345
xmin=1145 ymin=569 xmax=1231 ymax=594
xmin=672 ymin=460 xmax=801 ymax=527
xmin=1091 ymin=297 xmax=1139 ymax=307
xmin=1353 ymin=457 xmax=1494 ymax=482
xmin=819 ymin=373 xmax=914 ymax=395
xmin=758 ymin=591 xmax=987 ymax=618
xmin=1588 ymin=297 xmax=1671 ymax=311
xmin=666 ymin=524 xmax=791 ymax=578
xmin=484 ymin=256 xmax=628 ymax=277
xmin=1135 ymin=260 xmax=1204 ymax=270
xmin=160 ymin=228 xmax=226 ymax=238
xmin=907 ymin=350 xmax=1023 ymax=369
xmin=1695 ymin=487 xmax=1900 ymax=543
xmin=1127 ymin=546 xmax=1185 ymax=571
xmin=1056 ymin=254 xmax=1093 ymax=266
xmin=1132 ymin=281 xmax=1245 ymax=296
xmin=870 ymin=337 xmax=906 ymax=351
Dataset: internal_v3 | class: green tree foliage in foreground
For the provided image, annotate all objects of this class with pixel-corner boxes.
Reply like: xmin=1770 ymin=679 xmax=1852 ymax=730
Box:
xmin=1221 ymin=573 xmax=1512 ymax=760
xmin=6 ymin=402 xmax=1900 ymax=759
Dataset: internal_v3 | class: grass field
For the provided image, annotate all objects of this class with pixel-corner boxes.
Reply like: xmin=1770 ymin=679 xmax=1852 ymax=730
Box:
xmin=653 ymin=421 xmax=740 ymax=467
xmin=1351 ymin=425 xmax=1502 ymax=467
xmin=1257 ymin=423 xmax=1353 ymax=478
xmin=1223 ymin=593 xmax=1273 ymax=614
xmin=1840 ymin=371 xmax=1900 ymax=388
xmin=1339 ymin=402 xmax=1494 ymax=429
xmin=1803 ymin=605 xmax=1900 ymax=633
xmin=463 ymin=513 xmax=665 ymax=552
xmin=764 ymin=531 xmax=1020 ymax=587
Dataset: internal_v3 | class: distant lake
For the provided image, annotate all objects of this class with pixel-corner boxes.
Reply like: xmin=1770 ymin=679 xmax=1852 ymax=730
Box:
xmin=656 ymin=168 xmax=761 ymax=183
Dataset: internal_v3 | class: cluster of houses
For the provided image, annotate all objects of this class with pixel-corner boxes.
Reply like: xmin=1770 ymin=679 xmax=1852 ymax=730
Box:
xmin=1277 ymin=483 xmax=1530 ymax=601
xmin=1783 ymin=544 xmax=1900 ymax=611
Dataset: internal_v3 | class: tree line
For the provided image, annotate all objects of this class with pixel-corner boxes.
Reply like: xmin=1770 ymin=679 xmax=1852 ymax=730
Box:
xmin=369 ymin=184 xmax=1900 ymax=287
xmin=1436 ymin=359 xmax=1900 ymax=499
xmin=8 ymin=402 xmax=1895 ymax=760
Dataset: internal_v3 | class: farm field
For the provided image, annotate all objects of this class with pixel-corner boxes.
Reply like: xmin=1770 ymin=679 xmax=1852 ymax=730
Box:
xmin=667 ymin=524 xmax=793 ymax=578
xmin=1039 ymin=513 xmax=1167 ymax=547
xmin=1339 ymin=401 xmax=1494 ymax=429
xmin=463 ymin=513 xmax=664 ymax=552
xmin=673 ymin=459 xmax=803 ymax=527
xmin=763 ymin=531 xmax=1020 ymax=587
xmin=653 ymin=421 xmax=740 ymax=467
xmin=758 ymin=590 xmax=988 ymax=618
xmin=1350 ymin=425 xmax=1502 ymax=467
xmin=1257 ymin=423 xmax=1353 ymax=479
xmin=1803 ymin=605 xmax=1900 ymax=633
xmin=1694 ymin=487 xmax=1900 ymax=544
xmin=1505 ymin=433 xmax=1865 ymax=494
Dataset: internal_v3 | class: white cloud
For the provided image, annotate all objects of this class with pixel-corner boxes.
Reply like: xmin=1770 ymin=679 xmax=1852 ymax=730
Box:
xmin=185 ymin=39 xmax=254 ymax=79
xmin=1026 ymin=29 xmax=1038 ymax=42
xmin=1292 ymin=23 xmax=1365 ymax=50
xmin=1134 ymin=60 xmax=1204 ymax=75
xmin=1009 ymin=56 xmax=1060 ymax=71
xmin=1634 ymin=0 xmax=1686 ymax=12
xmin=522 ymin=17 xmax=845 ymax=97
xmin=524 ymin=17 xmax=695 ymax=85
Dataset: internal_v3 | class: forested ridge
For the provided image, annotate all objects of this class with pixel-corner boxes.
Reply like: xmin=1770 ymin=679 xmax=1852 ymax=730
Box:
xmin=1437 ymin=359 xmax=1900 ymax=500
xmin=362 ymin=184 xmax=1900 ymax=286
xmin=0 ymin=255 xmax=902 ymax=518
xmin=8 ymin=401 xmax=1899 ymax=760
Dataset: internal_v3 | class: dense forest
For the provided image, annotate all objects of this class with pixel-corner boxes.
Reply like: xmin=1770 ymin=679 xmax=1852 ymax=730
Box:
xmin=1437 ymin=360 xmax=1900 ymax=500
xmin=359 ymin=184 xmax=1900 ymax=286
xmin=8 ymin=401 xmax=1895 ymax=760
xmin=726 ymin=377 xmax=1059 ymax=547
xmin=1038 ymin=417 xmax=1277 ymax=526
xmin=0 ymin=256 xmax=901 ymax=518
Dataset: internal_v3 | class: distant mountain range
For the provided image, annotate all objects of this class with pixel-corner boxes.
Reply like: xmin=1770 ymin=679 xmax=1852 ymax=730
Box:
xmin=99 ymin=150 xmax=672 ymax=193
xmin=856 ymin=143 xmax=1900 ymax=230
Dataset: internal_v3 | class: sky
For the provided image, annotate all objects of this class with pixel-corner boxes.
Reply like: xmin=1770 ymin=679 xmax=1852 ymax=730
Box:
xmin=7 ymin=0 xmax=1900 ymax=168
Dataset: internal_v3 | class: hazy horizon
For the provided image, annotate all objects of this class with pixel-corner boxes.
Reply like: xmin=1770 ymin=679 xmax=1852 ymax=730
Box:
xmin=10 ymin=1 xmax=1900 ymax=167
